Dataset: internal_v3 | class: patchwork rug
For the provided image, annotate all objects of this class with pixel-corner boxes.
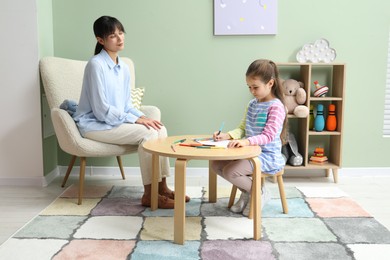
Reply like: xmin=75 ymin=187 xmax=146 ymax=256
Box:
xmin=1 ymin=184 xmax=390 ymax=260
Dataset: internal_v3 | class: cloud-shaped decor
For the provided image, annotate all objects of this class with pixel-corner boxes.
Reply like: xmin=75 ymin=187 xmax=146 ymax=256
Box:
xmin=296 ymin=38 xmax=336 ymax=63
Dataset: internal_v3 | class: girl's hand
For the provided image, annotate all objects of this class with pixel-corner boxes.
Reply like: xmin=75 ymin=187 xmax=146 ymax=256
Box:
xmin=213 ymin=132 xmax=231 ymax=141
xmin=228 ymin=139 xmax=250 ymax=148
xmin=136 ymin=116 xmax=163 ymax=130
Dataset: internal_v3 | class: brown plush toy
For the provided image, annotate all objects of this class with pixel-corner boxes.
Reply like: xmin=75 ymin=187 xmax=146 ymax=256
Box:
xmin=281 ymin=79 xmax=309 ymax=118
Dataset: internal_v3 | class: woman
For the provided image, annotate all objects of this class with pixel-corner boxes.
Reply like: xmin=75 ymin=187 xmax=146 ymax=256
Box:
xmin=73 ymin=16 xmax=190 ymax=208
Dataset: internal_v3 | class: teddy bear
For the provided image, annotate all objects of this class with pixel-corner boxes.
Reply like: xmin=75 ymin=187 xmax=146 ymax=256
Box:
xmin=281 ymin=79 xmax=309 ymax=118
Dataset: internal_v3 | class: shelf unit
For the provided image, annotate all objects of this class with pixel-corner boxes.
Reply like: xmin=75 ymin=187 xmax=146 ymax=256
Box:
xmin=277 ymin=62 xmax=346 ymax=183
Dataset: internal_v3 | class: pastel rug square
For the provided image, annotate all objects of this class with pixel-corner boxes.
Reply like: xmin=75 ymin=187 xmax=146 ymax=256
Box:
xmin=14 ymin=216 xmax=86 ymax=239
xmin=53 ymin=239 xmax=136 ymax=260
xmin=0 ymin=238 xmax=68 ymax=260
xmin=141 ymin=217 xmax=202 ymax=241
xmin=263 ymin=218 xmax=337 ymax=242
xmin=201 ymin=198 xmax=242 ymax=217
xmin=348 ymin=244 xmax=390 ymax=260
xmin=268 ymin=186 xmax=302 ymax=199
xmin=142 ymin=198 xmax=201 ymax=217
xmin=107 ymin=186 xmax=143 ymax=199
xmin=91 ymin=198 xmax=145 ymax=216
xmin=204 ymin=216 xmax=256 ymax=240
xmin=203 ymin=186 xmax=232 ymax=199
xmin=132 ymin=241 xmax=200 ymax=260
xmin=297 ymin=186 xmax=348 ymax=198
xmin=306 ymin=198 xmax=371 ymax=217
xmin=73 ymin=216 xmax=143 ymax=239
xmin=60 ymin=185 xmax=112 ymax=198
xmin=40 ymin=198 xmax=101 ymax=216
xmin=274 ymin=242 xmax=352 ymax=260
xmin=201 ymin=240 xmax=275 ymax=260
xmin=185 ymin=186 xmax=204 ymax=199
xmin=324 ymin=218 xmax=390 ymax=244
xmin=263 ymin=198 xmax=314 ymax=218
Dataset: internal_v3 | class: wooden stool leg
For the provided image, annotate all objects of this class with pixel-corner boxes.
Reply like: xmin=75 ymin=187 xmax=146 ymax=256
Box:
xmin=276 ymin=174 xmax=288 ymax=214
xmin=116 ymin=156 xmax=126 ymax=180
xmin=228 ymin=185 xmax=238 ymax=208
xmin=61 ymin=155 xmax=77 ymax=187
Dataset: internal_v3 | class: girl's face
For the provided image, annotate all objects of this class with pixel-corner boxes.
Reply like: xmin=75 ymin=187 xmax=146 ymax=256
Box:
xmin=246 ymin=76 xmax=274 ymax=102
xmin=97 ymin=27 xmax=125 ymax=54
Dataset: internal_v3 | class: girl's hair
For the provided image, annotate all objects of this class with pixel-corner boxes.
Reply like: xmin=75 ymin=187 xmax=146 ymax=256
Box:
xmin=246 ymin=59 xmax=289 ymax=144
xmin=93 ymin=16 xmax=126 ymax=55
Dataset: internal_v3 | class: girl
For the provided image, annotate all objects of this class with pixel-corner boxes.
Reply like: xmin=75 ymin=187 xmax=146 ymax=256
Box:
xmin=211 ymin=59 xmax=287 ymax=216
xmin=73 ymin=16 xmax=189 ymax=209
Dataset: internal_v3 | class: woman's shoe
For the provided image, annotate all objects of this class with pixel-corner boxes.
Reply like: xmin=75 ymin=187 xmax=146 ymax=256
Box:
xmin=141 ymin=194 xmax=175 ymax=209
xmin=161 ymin=190 xmax=191 ymax=202
xmin=230 ymin=191 xmax=249 ymax=213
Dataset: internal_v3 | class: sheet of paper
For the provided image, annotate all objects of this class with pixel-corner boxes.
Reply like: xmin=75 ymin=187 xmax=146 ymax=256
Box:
xmin=197 ymin=139 xmax=230 ymax=148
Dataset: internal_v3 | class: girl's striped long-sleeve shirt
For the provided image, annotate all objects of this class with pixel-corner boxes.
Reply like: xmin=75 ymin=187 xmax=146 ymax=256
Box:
xmin=228 ymin=98 xmax=286 ymax=174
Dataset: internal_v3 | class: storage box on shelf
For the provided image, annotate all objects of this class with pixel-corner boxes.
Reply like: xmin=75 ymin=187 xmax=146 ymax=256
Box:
xmin=277 ymin=62 xmax=346 ymax=183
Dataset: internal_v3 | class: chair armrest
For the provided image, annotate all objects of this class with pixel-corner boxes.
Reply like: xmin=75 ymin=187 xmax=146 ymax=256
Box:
xmin=140 ymin=105 xmax=161 ymax=121
xmin=51 ymin=108 xmax=137 ymax=157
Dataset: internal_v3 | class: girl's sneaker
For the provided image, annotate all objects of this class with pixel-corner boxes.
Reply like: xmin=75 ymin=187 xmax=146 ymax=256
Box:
xmin=242 ymin=187 xmax=270 ymax=217
xmin=230 ymin=191 xmax=249 ymax=213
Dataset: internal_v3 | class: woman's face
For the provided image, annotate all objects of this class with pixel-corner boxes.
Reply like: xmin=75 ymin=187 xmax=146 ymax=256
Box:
xmin=97 ymin=27 xmax=125 ymax=53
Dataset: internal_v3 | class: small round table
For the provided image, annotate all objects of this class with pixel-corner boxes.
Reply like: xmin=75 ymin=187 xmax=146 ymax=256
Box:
xmin=142 ymin=135 xmax=262 ymax=244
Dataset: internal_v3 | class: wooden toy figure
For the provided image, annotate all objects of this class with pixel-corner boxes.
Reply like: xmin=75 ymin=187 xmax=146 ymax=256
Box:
xmin=309 ymin=104 xmax=314 ymax=130
xmin=313 ymin=80 xmax=329 ymax=97
xmin=314 ymin=104 xmax=325 ymax=131
xmin=326 ymin=104 xmax=337 ymax=131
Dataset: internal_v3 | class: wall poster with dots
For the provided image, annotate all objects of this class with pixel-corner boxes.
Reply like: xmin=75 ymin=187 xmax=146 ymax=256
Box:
xmin=214 ymin=0 xmax=278 ymax=35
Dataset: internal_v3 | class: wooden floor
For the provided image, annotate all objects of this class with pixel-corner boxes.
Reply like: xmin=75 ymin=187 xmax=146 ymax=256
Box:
xmin=1 ymin=173 xmax=390 ymax=245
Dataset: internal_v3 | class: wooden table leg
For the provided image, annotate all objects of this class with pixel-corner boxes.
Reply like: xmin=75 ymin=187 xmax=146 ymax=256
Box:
xmin=208 ymin=161 xmax=217 ymax=203
xmin=250 ymin=157 xmax=262 ymax=240
xmin=174 ymin=159 xmax=187 ymax=245
xmin=151 ymin=154 xmax=160 ymax=211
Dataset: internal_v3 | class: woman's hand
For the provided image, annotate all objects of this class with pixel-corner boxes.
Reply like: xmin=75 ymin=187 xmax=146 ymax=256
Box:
xmin=227 ymin=139 xmax=250 ymax=148
xmin=136 ymin=116 xmax=163 ymax=130
xmin=213 ymin=132 xmax=231 ymax=141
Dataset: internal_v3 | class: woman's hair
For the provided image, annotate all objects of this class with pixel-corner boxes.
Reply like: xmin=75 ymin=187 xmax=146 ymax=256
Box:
xmin=246 ymin=59 xmax=289 ymax=144
xmin=93 ymin=16 xmax=126 ymax=55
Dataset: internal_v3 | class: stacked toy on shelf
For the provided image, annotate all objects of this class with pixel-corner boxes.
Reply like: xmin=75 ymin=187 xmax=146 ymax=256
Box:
xmin=309 ymin=147 xmax=328 ymax=164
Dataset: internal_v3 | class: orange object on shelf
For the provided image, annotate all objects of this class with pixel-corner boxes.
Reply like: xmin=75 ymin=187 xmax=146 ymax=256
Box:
xmin=326 ymin=104 xmax=337 ymax=131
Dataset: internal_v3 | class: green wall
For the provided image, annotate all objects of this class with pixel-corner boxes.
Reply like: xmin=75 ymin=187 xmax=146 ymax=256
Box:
xmin=38 ymin=0 xmax=58 ymax=176
xmin=42 ymin=0 xmax=390 ymax=169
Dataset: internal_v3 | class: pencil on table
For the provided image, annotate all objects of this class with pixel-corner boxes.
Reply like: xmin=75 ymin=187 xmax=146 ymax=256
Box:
xmin=170 ymin=144 xmax=176 ymax=152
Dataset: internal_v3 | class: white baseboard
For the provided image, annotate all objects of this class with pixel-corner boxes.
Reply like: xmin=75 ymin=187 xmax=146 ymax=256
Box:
xmin=339 ymin=167 xmax=390 ymax=177
xmin=0 ymin=167 xmax=389 ymax=187
xmin=0 ymin=167 xmax=60 ymax=187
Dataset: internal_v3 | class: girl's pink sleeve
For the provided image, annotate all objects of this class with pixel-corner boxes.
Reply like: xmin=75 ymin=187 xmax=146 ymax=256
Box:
xmin=247 ymin=104 xmax=285 ymax=146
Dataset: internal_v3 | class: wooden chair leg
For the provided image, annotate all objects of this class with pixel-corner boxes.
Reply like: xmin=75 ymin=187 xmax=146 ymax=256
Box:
xmin=61 ymin=155 xmax=77 ymax=187
xmin=116 ymin=156 xmax=126 ymax=180
xmin=276 ymin=174 xmax=288 ymax=214
xmin=78 ymin=157 xmax=87 ymax=205
xmin=228 ymin=185 xmax=238 ymax=208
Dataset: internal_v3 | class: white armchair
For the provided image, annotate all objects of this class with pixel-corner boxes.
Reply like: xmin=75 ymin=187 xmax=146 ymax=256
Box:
xmin=39 ymin=56 xmax=160 ymax=204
